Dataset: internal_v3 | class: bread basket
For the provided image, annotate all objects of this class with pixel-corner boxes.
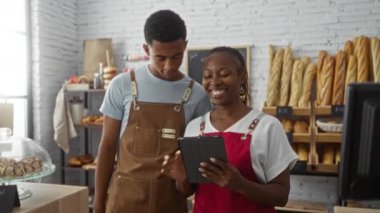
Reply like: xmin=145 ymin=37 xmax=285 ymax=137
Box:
xmin=316 ymin=118 xmax=343 ymax=133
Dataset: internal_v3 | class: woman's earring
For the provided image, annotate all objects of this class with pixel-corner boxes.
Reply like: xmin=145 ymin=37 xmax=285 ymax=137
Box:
xmin=240 ymin=86 xmax=246 ymax=102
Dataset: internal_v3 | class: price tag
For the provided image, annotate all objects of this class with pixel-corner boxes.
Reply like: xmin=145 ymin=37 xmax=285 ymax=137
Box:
xmin=331 ymin=105 xmax=345 ymax=116
xmin=276 ymin=106 xmax=293 ymax=116
xmin=286 ymin=132 xmax=293 ymax=143
xmin=0 ymin=185 xmax=20 ymax=213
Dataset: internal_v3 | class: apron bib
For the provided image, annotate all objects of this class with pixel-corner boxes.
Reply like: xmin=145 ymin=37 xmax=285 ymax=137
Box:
xmin=193 ymin=114 xmax=276 ymax=213
xmin=106 ymin=71 xmax=193 ymax=213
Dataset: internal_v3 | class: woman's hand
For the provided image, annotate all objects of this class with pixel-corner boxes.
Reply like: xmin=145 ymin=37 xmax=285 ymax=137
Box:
xmin=161 ymin=150 xmax=188 ymax=182
xmin=199 ymin=157 xmax=244 ymax=190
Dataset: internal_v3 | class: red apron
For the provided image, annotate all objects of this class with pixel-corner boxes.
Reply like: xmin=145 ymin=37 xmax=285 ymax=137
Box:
xmin=193 ymin=114 xmax=275 ymax=213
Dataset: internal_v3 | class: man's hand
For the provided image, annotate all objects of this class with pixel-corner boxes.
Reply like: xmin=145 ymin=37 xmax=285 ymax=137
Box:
xmin=161 ymin=150 xmax=188 ymax=182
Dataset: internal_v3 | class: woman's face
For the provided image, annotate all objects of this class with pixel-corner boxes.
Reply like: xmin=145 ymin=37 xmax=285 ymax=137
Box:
xmin=202 ymin=52 xmax=245 ymax=107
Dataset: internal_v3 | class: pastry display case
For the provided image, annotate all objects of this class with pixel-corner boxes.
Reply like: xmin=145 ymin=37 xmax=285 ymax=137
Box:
xmin=0 ymin=128 xmax=56 ymax=200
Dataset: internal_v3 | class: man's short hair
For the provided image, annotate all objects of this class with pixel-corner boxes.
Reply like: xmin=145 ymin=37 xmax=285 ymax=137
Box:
xmin=144 ymin=10 xmax=187 ymax=45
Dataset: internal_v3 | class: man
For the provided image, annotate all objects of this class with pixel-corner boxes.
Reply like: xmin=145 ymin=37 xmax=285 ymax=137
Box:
xmin=93 ymin=10 xmax=211 ymax=213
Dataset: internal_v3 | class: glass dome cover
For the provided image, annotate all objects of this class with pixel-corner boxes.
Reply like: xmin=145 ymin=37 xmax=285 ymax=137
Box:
xmin=0 ymin=128 xmax=55 ymax=183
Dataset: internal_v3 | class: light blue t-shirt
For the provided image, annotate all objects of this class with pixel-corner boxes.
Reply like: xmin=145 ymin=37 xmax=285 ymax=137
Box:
xmin=100 ymin=65 xmax=212 ymax=135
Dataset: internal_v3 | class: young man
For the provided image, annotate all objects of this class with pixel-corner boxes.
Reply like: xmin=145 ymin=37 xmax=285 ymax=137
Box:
xmin=93 ymin=10 xmax=211 ymax=213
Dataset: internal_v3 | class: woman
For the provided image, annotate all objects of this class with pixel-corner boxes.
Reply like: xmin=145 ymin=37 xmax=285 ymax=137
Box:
xmin=161 ymin=46 xmax=298 ymax=213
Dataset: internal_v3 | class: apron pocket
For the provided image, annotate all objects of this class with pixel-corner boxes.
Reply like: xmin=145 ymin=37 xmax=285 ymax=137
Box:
xmin=133 ymin=126 xmax=160 ymax=156
xmin=108 ymin=175 xmax=151 ymax=213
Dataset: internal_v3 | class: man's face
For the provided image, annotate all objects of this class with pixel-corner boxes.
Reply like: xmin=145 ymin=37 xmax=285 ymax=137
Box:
xmin=143 ymin=39 xmax=187 ymax=81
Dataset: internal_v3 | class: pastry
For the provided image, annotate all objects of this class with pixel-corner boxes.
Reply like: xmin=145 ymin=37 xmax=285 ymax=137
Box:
xmin=319 ymin=56 xmax=335 ymax=106
xmin=357 ymin=36 xmax=370 ymax=82
xmin=332 ymin=51 xmax=347 ymax=105
xmin=299 ymin=63 xmax=316 ymax=107
xmin=288 ymin=60 xmax=305 ymax=107
xmin=294 ymin=120 xmax=309 ymax=134
xmin=298 ymin=144 xmax=309 ymax=161
xmin=316 ymin=51 xmax=328 ymax=106
xmin=68 ymin=156 xmax=82 ymax=167
xmin=266 ymin=49 xmax=284 ymax=106
xmin=322 ymin=145 xmax=334 ymax=165
xmin=279 ymin=47 xmax=293 ymax=106
xmin=371 ymin=37 xmax=380 ymax=82
xmin=281 ymin=118 xmax=294 ymax=133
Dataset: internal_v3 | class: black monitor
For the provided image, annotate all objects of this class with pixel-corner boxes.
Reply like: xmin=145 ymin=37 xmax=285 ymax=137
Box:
xmin=338 ymin=83 xmax=380 ymax=202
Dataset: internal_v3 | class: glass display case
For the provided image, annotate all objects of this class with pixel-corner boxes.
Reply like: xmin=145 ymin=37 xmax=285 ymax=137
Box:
xmin=0 ymin=128 xmax=55 ymax=199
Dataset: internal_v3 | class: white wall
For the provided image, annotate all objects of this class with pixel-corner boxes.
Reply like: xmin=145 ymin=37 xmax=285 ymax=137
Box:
xmin=31 ymin=0 xmax=79 ymax=182
xmin=32 ymin=0 xmax=380 ymax=206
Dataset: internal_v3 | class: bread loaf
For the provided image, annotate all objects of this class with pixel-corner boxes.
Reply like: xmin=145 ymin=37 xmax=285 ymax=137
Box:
xmin=370 ymin=37 xmax=380 ymax=82
xmin=353 ymin=36 xmax=360 ymax=57
xmin=344 ymin=55 xmax=357 ymax=102
xmin=268 ymin=45 xmax=275 ymax=73
xmin=343 ymin=40 xmax=354 ymax=56
xmin=299 ymin=63 xmax=317 ymax=107
xmin=322 ymin=145 xmax=334 ymax=164
xmin=316 ymin=51 xmax=328 ymax=106
xmin=320 ymin=56 xmax=335 ymax=106
xmin=266 ymin=49 xmax=284 ymax=106
xmin=357 ymin=36 xmax=370 ymax=82
xmin=288 ymin=60 xmax=305 ymax=107
xmin=279 ymin=47 xmax=293 ymax=106
xmin=332 ymin=51 xmax=347 ymax=105
xmin=298 ymin=144 xmax=309 ymax=161
xmin=301 ymin=56 xmax=311 ymax=67
xmin=281 ymin=118 xmax=293 ymax=133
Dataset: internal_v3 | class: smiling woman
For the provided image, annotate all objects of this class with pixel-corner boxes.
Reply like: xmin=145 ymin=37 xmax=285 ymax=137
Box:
xmin=0 ymin=0 xmax=30 ymax=137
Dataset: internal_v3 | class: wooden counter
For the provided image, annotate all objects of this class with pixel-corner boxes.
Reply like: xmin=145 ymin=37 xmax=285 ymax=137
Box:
xmin=334 ymin=206 xmax=380 ymax=213
xmin=13 ymin=182 xmax=88 ymax=213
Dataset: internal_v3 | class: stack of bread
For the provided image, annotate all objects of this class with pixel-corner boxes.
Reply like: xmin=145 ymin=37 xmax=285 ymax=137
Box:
xmin=317 ymin=35 xmax=380 ymax=106
xmin=103 ymin=50 xmax=118 ymax=89
xmin=266 ymin=46 xmax=316 ymax=108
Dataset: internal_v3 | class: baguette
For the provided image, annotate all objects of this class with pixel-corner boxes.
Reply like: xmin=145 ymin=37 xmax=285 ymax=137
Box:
xmin=288 ymin=60 xmax=305 ymax=107
xmin=316 ymin=51 xmax=328 ymax=106
xmin=353 ymin=36 xmax=360 ymax=57
xmin=357 ymin=36 xmax=370 ymax=82
xmin=332 ymin=51 xmax=347 ymax=105
xmin=268 ymin=45 xmax=275 ymax=73
xmin=343 ymin=40 xmax=354 ymax=56
xmin=344 ymin=55 xmax=357 ymax=102
xmin=299 ymin=63 xmax=317 ymax=107
xmin=301 ymin=56 xmax=311 ymax=67
xmin=320 ymin=56 xmax=335 ymax=106
xmin=279 ymin=47 xmax=293 ymax=106
xmin=370 ymin=37 xmax=380 ymax=82
xmin=266 ymin=49 xmax=284 ymax=106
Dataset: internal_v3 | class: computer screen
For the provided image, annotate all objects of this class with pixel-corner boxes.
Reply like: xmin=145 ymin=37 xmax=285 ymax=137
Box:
xmin=338 ymin=83 xmax=380 ymax=201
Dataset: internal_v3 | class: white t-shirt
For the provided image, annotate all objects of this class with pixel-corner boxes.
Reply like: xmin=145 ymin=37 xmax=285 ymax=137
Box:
xmin=100 ymin=65 xmax=212 ymax=135
xmin=184 ymin=108 xmax=298 ymax=183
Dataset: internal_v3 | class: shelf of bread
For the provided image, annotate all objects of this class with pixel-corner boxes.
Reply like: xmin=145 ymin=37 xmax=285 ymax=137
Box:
xmin=262 ymin=102 xmax=312 ymax=116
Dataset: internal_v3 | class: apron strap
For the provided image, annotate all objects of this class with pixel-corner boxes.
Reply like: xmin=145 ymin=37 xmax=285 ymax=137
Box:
xmin=241 ymin=112 xmax=265 ymax=140
xmin=174 ymin=80 xmax=194 ymax=112
xmin=130 ymin=71 xmax=140 ymax=111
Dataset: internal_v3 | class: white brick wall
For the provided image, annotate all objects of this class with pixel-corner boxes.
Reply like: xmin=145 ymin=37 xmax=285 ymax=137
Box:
xmin=33 ymin=0 xmax=380 ymax=204
xmin=31 ymin=0 xmax=78 ymax=182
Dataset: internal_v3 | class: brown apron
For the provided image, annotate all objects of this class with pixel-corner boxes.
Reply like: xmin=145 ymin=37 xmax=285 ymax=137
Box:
xmin=106 ymin=71 xmax=193 ymax=213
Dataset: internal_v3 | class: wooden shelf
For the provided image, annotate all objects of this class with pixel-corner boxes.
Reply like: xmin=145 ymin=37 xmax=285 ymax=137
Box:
xmin=262 ymin=102 xmax=312 ymax=116
xmin=75 ymin=123 xmax=103 ymax=128
xmin=315 ymin=104 xmax=345 ymax=116
xmin=315 ymin=128 xmax=342 ymax=143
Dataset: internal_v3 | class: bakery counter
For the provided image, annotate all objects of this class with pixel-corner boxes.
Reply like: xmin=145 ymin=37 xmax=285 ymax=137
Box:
xmin=13 ymin=182 xmax=88 ymax=213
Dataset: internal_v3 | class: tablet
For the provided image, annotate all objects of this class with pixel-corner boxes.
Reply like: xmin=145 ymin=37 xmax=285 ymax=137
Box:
xmin=179 ymin=136 xmax=227 ymax=183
